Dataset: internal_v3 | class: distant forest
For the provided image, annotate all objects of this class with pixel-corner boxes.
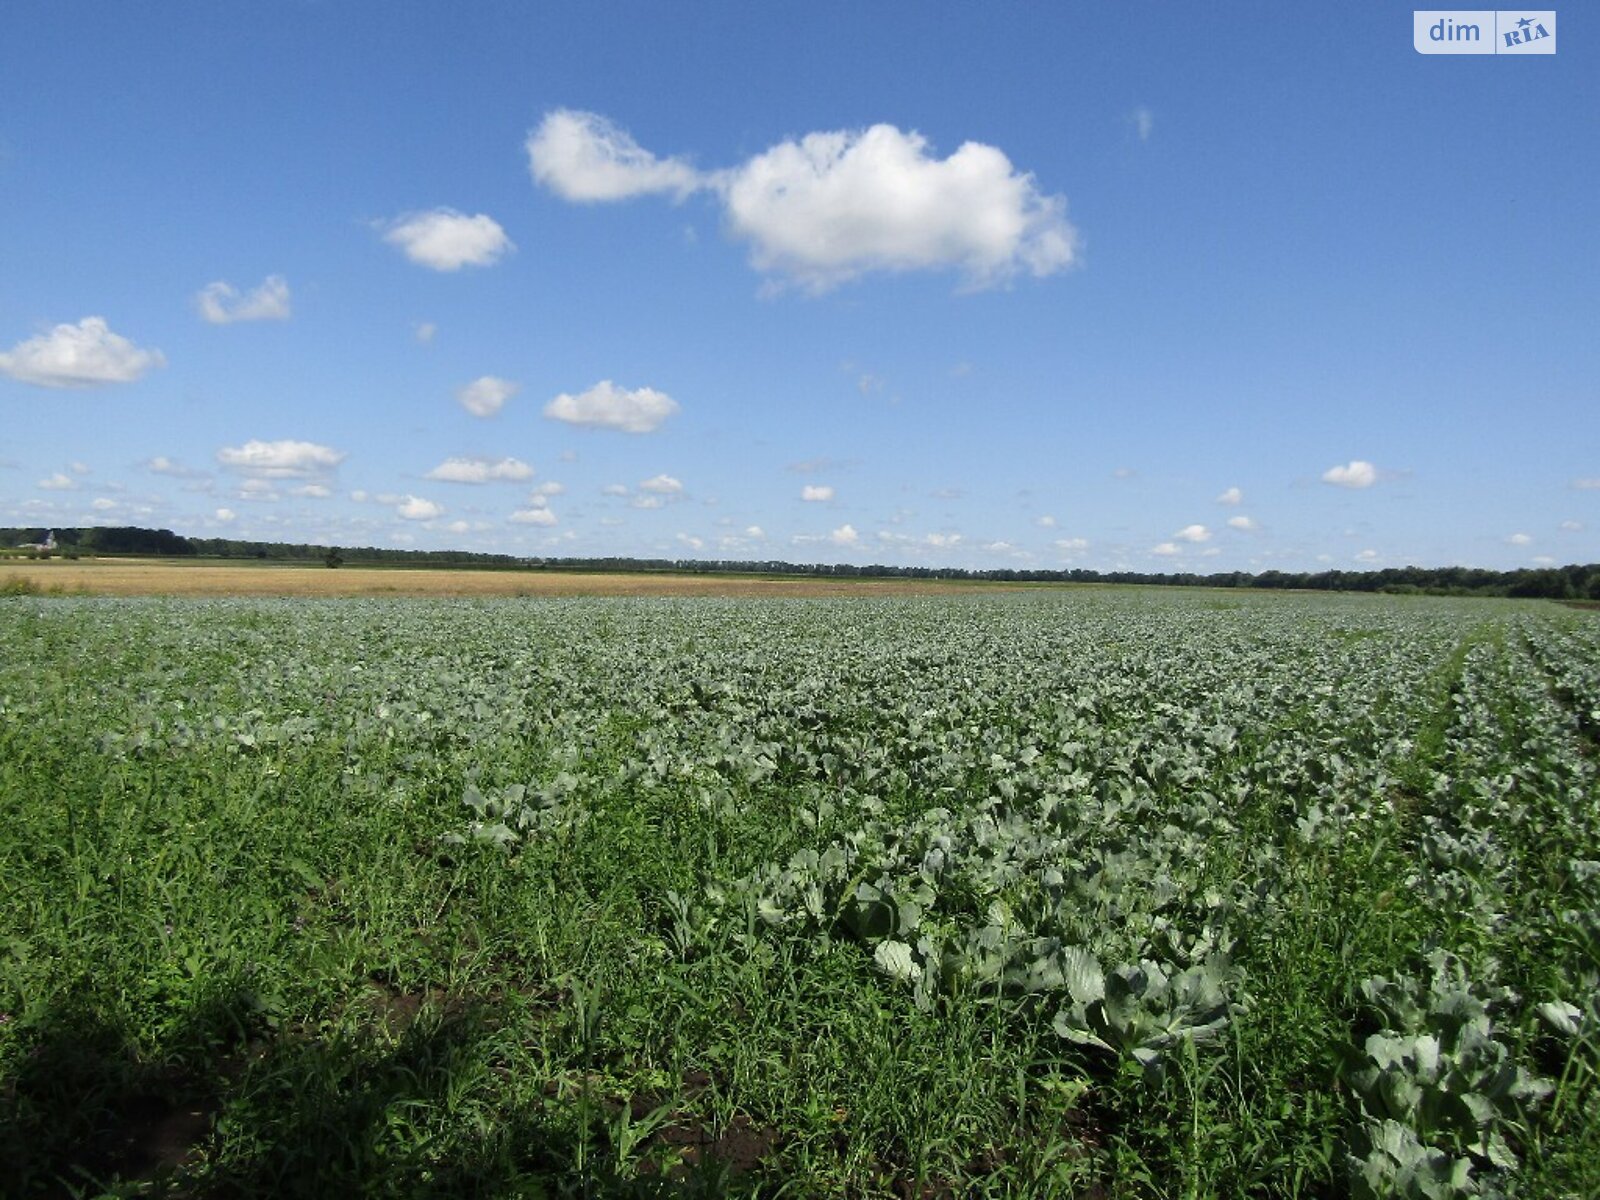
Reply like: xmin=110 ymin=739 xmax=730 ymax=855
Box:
xmin=5 ymin=525 xmax=1599 ymax=600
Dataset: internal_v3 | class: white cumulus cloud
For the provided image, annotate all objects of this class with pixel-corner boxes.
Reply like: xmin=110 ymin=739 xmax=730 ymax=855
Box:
xmin=1228 ymin=515 xmax=1258 ymax=531
xmin=396 ymin=495 xmax=444 ymax=521
xmin=1151 ymin=542 xmax=1181 ymax=556
xmin=831 ymin=523 xmax=859 ymax=546
xmin=1507 ymin=532 xmax=1532 ymax=545
xmin=530 ymin=481 xmax=565 ymax=497
xmin=1560 ymin=520 xmax=1583 ymax=532
xmin=217 ymin=439 xmax=345 ymax=478
xmin=214 ymin=507 xmax=236 ymax=523
xmin=1573 ymin=478 xmax=1600 ymax=490
xmin=1055 ymin=537 xmax=1090 ymax=552
xmin=526 ymin=109 xmax=701 ymax=202
xmin=721 ymin=124 xmax=1077 ymax=291
xmin=1323 ymin=460 xmax=1378 ymax=489
xmin=1216 ymin=486 xmax=1242 ymax=506
xmin=639 ymin=473 xmax=683 ymax=494
xmin=1174 ymin=524 xmax=1212 ymax=543
xmin=197 ymin=275 xmax=291 ymax=323
xmin=528 ymin=111 xmax=1078 ymax=292
xmin=425 ymin=456 xmax=533 ymax=483
xmin=544 ymin=380 xmax=678 ymax=433
xmin=0 ymin=317 xmax=165 ymax=388
xmin=382 ymin=209 xmax=513 ymax=271
xmin=510 ymin=506 xmax=558 ymax=526
xmin=456 ymin=376 xmax=520 ymax=418
xmin=801 ymin=485 xmax=834 ymax=502
xmin=1131 ymin=106 xmax=1155 ymax=141
xmin=37 ymin=472 xmax=77 ymax=490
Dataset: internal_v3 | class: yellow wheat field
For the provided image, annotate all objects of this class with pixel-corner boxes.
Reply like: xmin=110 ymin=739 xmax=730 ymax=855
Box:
xmin=0 ymin=558 xmax=1027 ymax=599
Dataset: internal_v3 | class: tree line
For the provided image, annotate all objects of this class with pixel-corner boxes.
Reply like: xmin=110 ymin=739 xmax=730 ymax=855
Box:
xmin=5 ymin=525 xmax=1598 ymax=600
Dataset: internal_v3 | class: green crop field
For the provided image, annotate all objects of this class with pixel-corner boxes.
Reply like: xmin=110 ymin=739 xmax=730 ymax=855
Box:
xmin=2 ymin=590 xmax=1597 ymax=1198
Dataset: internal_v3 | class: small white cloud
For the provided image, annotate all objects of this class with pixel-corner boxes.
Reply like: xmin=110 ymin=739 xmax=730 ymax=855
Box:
xmin=830 ymin=523 xmax=859 ymax=546
xmin=1034 ymin=514 xmax=1057 ymax=528
xmin=509 ymin=506 xmax=557 ymax=526
xmin=1216 ymin=486 xmax=1242 ymax=506
xmin=214 ymin=507 xmax=236 ymax=522
xmin=1113 ymin=467 xmax=1137 ymax=479
xmin=1054 ymin=537 xmax=1090 ymax=552
xmin=676 ymin=533 xmax=705 ymax=551
xmin=396 ymin=495 xmax=444 ymax=521
xmin=144 ymin=455 xmax=206 ymax=479
xmin=526 ymin=109 xmax=701 ymax=202
xmin=425 ymin=455 xmax=534 ymax=484
xmin=90 ymin=497 xmax=116 ymax=511
xmin=69 ymin=461 xmax=91 ymax=475
xmin=601 ymin=483 xmax=630 ymax=497
xmin=382 ymin=209 xmax=513 ymax=271
xmin=37 ymin=472 xmax=77 ymax=490
xmin=1151 ymin=542 xmax=1181 ymax=556
xmin=801 ymin=484 xmax=834 ymax=502
xmin=414 ymin=321 xmax=437 ymax=344
xmin=1227 ymin=515 xmax=1258 ymax=531
xmin=1130 ymin=106 xmax=1155 ymax=141
xmin=1560 ymin=519 xmax=1583 ymax=532
xmin=1507 ymin=532 xmax=1532 ymax=545
xmin=639 ymin=473 xmax=683 ymax=494
xmin=446 ymin=520 xmax=471 ymax=534
xmin=455 ymin=376 xmax=520 ymax=418
xmin=745 ymin=525 xmax=764 ymax=537
xmin=1174 ymin=523 xmax=1211 ymax=543
xmin=1573 ymin=478 xmax=1600 ymax=490
xmin=631 ymin=494 xmax=666 ymax=510
xmin=544 ymin=380 xmax=678 ymax=433
xmin=196 ymin=275 xmax=291 ymax=324
xmin=1354 ymin=549 xmax=1380 ymax=563
xmin=291 ymin=483 xmax=332 ymax=498
xmin=1322 ymin=460 xmax=1378 ymax=489
xmin=0 ymin=317 xmax=165 ymax=388
xmin=217 ymin=439 xmax=345 ymax=478
xmin=1532 ymin=555 xmax=1556 ymax=565
xmin=530 ymin=481 xmax=565 ymax=496
xmin=856 ymin=372 xmax=885 ymax=396
xmin=238 ymin=478 xmax=279 ymax=501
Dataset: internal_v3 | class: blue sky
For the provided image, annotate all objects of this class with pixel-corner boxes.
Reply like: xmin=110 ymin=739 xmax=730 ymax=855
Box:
xmin=1 ymin=2 xmax=1594 ymax=571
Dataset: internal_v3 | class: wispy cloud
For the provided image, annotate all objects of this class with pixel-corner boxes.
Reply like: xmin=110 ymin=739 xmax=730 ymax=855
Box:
xmin=196 ymin=275 xmax=291 ymax=323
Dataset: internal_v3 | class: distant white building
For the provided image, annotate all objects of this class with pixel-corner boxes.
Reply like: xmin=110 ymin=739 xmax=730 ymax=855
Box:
xmin=14 ymin=530 xmax=56 ymax=552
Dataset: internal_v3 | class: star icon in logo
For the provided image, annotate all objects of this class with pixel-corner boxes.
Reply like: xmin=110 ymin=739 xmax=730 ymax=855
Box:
xmin=1517 ymin=15 xmax=1534 ymax=30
